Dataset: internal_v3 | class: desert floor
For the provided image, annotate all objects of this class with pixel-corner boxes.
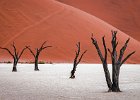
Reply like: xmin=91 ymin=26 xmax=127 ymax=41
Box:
xmin=0 ymin=64 xmax=140 ymax=100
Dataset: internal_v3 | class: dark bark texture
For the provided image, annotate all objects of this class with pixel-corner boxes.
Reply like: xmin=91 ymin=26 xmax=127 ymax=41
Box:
xmin=70 ymin=42 xmax=87 ymax=79
xmin=91 ymin=31 xmax=135 ymax=92
xmin=0 ymin=42 xmax=28 ymax=72
xmin=26 ymin=41 xmax=52 ymax=71
xmin=91 ymin=36 xmax=112 ymax=91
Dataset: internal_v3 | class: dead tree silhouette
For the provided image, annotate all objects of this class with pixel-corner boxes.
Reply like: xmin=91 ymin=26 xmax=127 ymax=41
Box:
xmin=0 ymin=42 xmax=28 ymax=72
xmin=26 ymin=41 xmax=52 ymax=71
xmin=70 ymin=42 xmax=87 ymax=79
xmin=91 ymin=31 xmax=135 ymax=92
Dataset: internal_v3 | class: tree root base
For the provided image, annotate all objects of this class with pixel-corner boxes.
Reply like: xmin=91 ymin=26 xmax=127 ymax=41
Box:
xmin=34 ymin=69 xmax=39 ymax=71
xmin=70 ymin=75 xmax=75 ymax=79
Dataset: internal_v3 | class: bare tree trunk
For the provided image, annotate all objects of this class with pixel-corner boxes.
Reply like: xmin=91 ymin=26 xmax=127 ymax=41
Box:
xmin=110 ymin=31 xmax=121 ymax=92
xmin=112 ymin=76 xmax=120 ymax=92
xmin=91 ymin=36 xmax=112 ymax=91
xmin=34 ymin=57 xmax=39 ymax=71
xmin=70 ymin=63 xmax=76 ymax=78
xmin=112 ymin=64 xmax=121 ymax=92
xmin=103 ymin=62 xmax=112 ymax=91
xmin=70 ymin=42 xmax=87 ymax=79
xmin=12 ymin=59 xmax=17 ymax=72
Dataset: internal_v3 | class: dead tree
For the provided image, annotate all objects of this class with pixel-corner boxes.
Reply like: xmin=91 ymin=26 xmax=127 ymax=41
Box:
xmin=0 ymin=43 xmax=28 ymax=72
xmin=70 ymin=42 xmax=87 ymax=79
xmin=108 ymin=31 xmax=135 ymax=92
xmin=91 ymin=36 xmax=112 ymax=91
xmin=91 ymin=31 xmax=135 ymax=92
xmin=26 ymin=41 xmax=52 ymax=71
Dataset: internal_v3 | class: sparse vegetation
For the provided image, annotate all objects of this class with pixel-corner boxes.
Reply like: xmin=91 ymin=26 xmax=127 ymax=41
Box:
xmin=38 ymin=61 xmax=46 ymax=64
xmin=7 ymin=61 xmax=12 ymax=64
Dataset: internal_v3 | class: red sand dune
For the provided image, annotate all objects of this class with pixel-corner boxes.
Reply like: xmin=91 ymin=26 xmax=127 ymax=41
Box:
xmin=0 ymin=0 xmax=140 ymax=63
xmin=57 ymin=0 xmax=140 ymax=41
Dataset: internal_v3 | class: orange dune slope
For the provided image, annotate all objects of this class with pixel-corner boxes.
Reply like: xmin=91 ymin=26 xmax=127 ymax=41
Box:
xmin=57 ymin=0 xmax=140 ymax=41
xmin=0 ymin=0 xmax=140 ymax=63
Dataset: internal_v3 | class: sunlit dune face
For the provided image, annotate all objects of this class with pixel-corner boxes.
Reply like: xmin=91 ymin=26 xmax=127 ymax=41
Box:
xmin=57 ymin=0 xmax=140 ymax=41
xmin=0 ymin=0 xmax=140 ymax=64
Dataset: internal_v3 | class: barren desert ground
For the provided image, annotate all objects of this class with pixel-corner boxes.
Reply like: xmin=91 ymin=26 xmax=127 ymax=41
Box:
xmin=0 ymin=64 xmax=140 ymax=100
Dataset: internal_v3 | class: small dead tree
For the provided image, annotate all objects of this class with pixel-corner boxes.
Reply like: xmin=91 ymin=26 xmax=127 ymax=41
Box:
xmin=0 ymin=42 xmax=28 ymax=72
xmin=91 ymin=31 xmax=135 ymax=92
xmin=70 ymin=42 xmax=87 ymax=79
xmin=26 ymin=41 xmax=52 ymax=71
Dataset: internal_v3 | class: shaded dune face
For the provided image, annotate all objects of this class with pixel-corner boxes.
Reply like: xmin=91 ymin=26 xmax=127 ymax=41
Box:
xmin=57 ymin=0 xmax=140 ymax=42
xmin=0 ymin=0 xmax=140 ymax=63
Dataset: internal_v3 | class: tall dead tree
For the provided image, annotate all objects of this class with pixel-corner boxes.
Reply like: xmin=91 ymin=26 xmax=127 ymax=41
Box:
xmin=91 ymin=36 xmax=112 ymax=91
xmin=91 ymin=31 xmax=135 ymax=92
xmin=0 ymin=43 xmax=28 ymax=72
xmin=26 ymin=41 xmax=52 ymax=71
xmin=108 ymin=31 xmax=135 ymax=92
xmin=70 ymin=42 xmax=87 ymax=79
